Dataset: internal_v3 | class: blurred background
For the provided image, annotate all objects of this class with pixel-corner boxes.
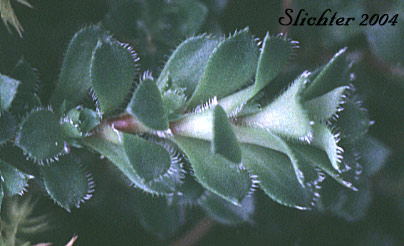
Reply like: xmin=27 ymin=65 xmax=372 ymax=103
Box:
xmin=1 ymin=0 xmax=403 ymax=245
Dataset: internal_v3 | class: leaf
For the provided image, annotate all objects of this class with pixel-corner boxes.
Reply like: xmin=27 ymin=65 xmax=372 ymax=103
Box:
xmin=242 ymin=144 xmax=319 ymax=210
xmin=50 ymin=25 xmax=109 ymax=110
xmin=198 ymin=191 xmax=254 ymax=225
xmin=0 ymin=159 xmax=32 ymax=196
xmin=122 ymin=133 xmax=173 ymax=182
xmin=157 ymin=35 xmax=220 ymax=98
xmin=0 ymin=74 xmax=20 ymax=112
xmin=9 ymin=57 xmax=42 ymax=116
xmin=212 ymin=105 xmax=242 ymax=163
xmin=132 ymin=190 xmax=185 ymax=239
xmin=289 ymin=142 xmax=355 ymax=190
xmin=242 ymin=72 xmax=312 ymax=140
xmin=233 ymin=126 xmax=307 ymax=186
xmin=174 ymin=136 xmax=251 ymax=205
xmin=41 ymin=155 xmax=92 ymax=212
xmin=304 ymin=86 xmax=346 ymax=121
xmin=336 ymin=97 xmax=370 ymax=141
xmin=127 ymin=78 xmax=168 ymax=130
xmin=15 ymin=108 xmax=65 ymax=162
xmin=188 ymin=29 xmax=259 ymax=108
xmin=0 ymin=111 xmax=16 ymax=145
xmin=90 ymin=41 xmax=137 ymax=115
xmin=302 ymin=47 xmax=351 ymax=101
xmin=254 ymin=33 xmax=295 ymax=94
xmin=311 ymin=123 xmax=342 ymax=172
xmin=83 ymin=125 xmax=184 ymax=195
xmin=79 ymin=108 xmax=100 ymax=134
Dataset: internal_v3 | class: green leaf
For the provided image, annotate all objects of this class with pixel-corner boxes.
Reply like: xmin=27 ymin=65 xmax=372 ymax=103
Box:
xmin=50 ymin=25 xmax=109 ymax=110
xmin=289 ymin=142 xmax=355 ymax=190
xmin=242 ymin=72 xmax=311 ymax=140
xmin=90 ymin=41 xmax=137 ymax=115
xmin=122 ymin=133 xmax=173 ymax=182
xmin=242 ymin=144 xmax=319 ymax=210
xmin=311 ymin=123 xmax=342 ymax=172
xmin=157 ymin=35 xmax=220 ymax=98
xmin=212 ymin=105 xmax=241 ymax=163
xmin=60 ymin=108 xmax=82 ymax=140
xmin=79 ymin=108 xmax=100 ymax=134
xmin=174 ymin=136 xmax=251 ymax=205
xmin=198 ymin=191 xmax=254 ymax=225
xmin=304 ymin=86 xmax=346 ymax=121
xmin=16 ymin=108 xmax=65 ymax=162
xmin=302 ymin=47 xmax=351 ymax=101
xmin=9 ymin=58 xmax=42 ymax=116
xmin=127 ymin=78 xmax=168 ymax=130
xmin=0 ymin=74 xmax=20 ymax=112
xmin=132 ymin=190 xmax=185 ymax=239
xmin=161 ymin=87 xmax=187 ymax=120
xmin=83 ymin=125 xmax=184 ymax=195
xmin=0 ymin=111 xmax=16 ymax=145
xmin=41 ymin=155 xmax=92 ymax=212
xmin=254 ymin=33 xmax=295 ymax=94
xmin=336 ymin=97 xmax=370 ymax=141
xmin=0 ymin=159 xmax=32 ymax=196
xmin=234 ymin=126 xmax=311 ymax=186
xmin=0 ymin=182 xmax=3 ymax=209
xmin=188 ymin=29 xmax=260 ymax=108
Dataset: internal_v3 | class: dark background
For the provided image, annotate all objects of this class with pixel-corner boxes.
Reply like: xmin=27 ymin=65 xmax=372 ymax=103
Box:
xmin=1 ymin=0 xmax=403 ymax=245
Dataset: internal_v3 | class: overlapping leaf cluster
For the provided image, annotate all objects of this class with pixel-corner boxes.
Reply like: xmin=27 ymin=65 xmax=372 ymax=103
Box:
xmin=0 ymin=24 xmax=388 ymax=235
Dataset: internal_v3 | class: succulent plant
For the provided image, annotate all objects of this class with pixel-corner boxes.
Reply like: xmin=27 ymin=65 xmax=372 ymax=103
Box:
xmin=0 ymin=24 xmax=387 ymax=233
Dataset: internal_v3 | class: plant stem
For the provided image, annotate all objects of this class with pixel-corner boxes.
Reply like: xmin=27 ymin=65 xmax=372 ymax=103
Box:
xmin=171 ymin=216 xmax=215 ymax=246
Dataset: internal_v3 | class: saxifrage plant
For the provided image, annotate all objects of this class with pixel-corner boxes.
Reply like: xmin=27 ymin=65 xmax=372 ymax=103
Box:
xmin=0 ymin=24 xmax=386 ymax=233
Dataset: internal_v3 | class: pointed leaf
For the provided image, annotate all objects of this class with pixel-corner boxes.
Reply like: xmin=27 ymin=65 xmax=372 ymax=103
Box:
xmin=242 ymin=72 xmax=311 ymax=140
xmin=9 ymin=58 xmax=42 ymax=116
xmin=0 ymin=74 xmax=20 ymax=112
xmin=174 ymin=136 xmax=251 ymax=205
xmin=242 ymin=144 xmax=320 ymax=210
xmin=157 ymin=35 xmax=220 ymax=98
xmin=233 ymin=126 xmax=307 ymax=185
xmin=212 ymin=105 xmax=241 ymax=163
xmin=302 ymin=47 xmax=351 ymax=101
xmin=336 ymin=97 xmax=370 ymax=141
xmin=50 ymin=26 xmax=109 ymax=110
xmin=188 ymin=29 xmax=260 ymax=108
xmin=199 ymin=191 xmax=254 ymax=225
xmin=289 ymin=142 xmax=356 ymax=190
xmin=311 ymin=123 xmax=342 ymax=171
xmin=0 ymin=159 xmax=32 ymax=196
xmin=0 ymin=111 xmax=16 ymax=145
xmin=83 ymin=126 xmax=183 ymax=195
xmin=122 ymin=133 xmax=173 ymax=182
xmin=79 ymin=108 xmax=100 ymax=133
xmin=16 ymin=108 xmax=65 ymax=162
xmin=254 ymin=33 xmax=294 ymax=94
xmin=90 ymin=41 xmax=137 ymax=115
xmin=127 ymin=78 xmax=168 ymax=130
xmin=41 ymin=155 xmax=92 ymax=211
xmin=304 ymin=86 xmax=346 ymax=121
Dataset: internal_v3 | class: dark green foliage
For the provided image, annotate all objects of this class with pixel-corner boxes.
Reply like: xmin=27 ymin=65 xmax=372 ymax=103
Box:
xmin=0 ymin=17 xmax=390 ymax=242
xmin=212 ymin=105 xmax=242 ymax=163
xmin=15 ymin=108 xmax=65 ymax=162
xmin=41 ymin=155 xmax=92 ymax=211
xmin=127 ymin=78 xmax=168 ymax=130
xmin=90 ymin=40 xmax=137 ymax=115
